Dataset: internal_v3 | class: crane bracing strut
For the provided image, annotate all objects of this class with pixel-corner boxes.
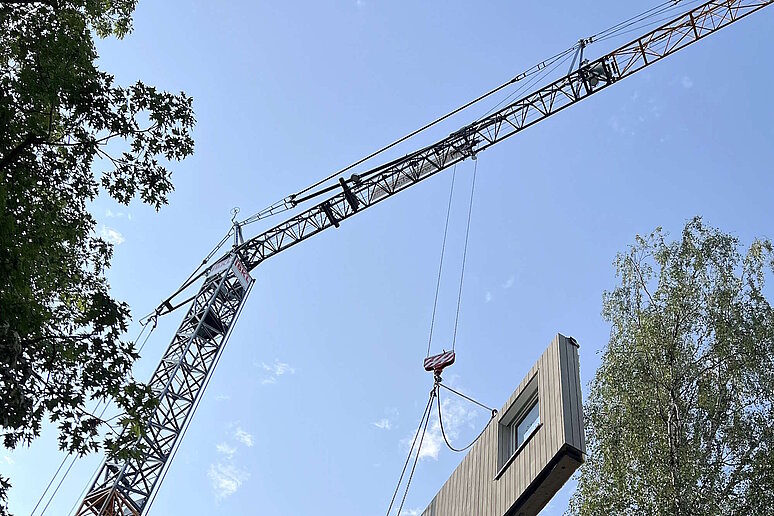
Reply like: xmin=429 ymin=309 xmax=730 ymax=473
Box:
xmin=76 ymin=0 xmax=773 ymax=514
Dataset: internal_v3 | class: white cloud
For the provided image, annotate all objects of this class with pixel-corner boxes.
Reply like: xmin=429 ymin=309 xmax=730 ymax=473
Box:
xmin=648 ymin=97 xmax=663 ymax=119
xmin=259 ymin=359 xmax=295 ymax=385
xmin=681 ymin=75 xmax=694 ymax=89
xmin=402 ymin=397 xmax=479 ymax=462
xmin=400 ymin=509 xmax=423 ymax=516
xmin=3 ymin=456 xmax=13 ymax=465
xmin=215 ymin=394 xmax=231 ymax=401
xmin=234 ymin=427 xmax=254 ymax=447
xmin=208 ymin=463 xmax=248 ymax=499
xmin=105 ymin=208 xmax=133 ymax=220
xmin=608 ymin=115 xmax=627 ymax=135
xmin=485 ymin=291 xmax=492 ymax=303
xmin=262 ymin=360 xmax=295 ymax=376
xmin=100 ymin=225 xmax=125 ymax=245
xmin=216 ymin=442 xmax=236 ymax=459
xmin=209 ymin=425 xmax=255 ymax=500
xmin=372 ymin=418 xmax=393 ymax=430
xmin=501 ymin=275 xmax=515 ymax=289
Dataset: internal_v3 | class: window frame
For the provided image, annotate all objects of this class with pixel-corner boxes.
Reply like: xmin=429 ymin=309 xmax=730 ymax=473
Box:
xmin=511 ymin=394 xmax=540 ymax=455
xmin=495 ymin=373 xmax=543 ymax=480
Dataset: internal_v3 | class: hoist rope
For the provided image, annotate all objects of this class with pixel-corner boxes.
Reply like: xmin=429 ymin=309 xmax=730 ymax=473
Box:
xmin=452 ymin=158 xmax=478 ymax=352
xmin=425 ymin=157 xmax=477 ymax=358
xmin=426 ymin=165 xmax=457 ymax=358
xmin=386 ymin=390 xmax=434 ymax=516
xmin=386 ymin=379 xmax=497 ymax=513
xmin=397 ymin=403 xmax=432 ymax=516
xmin=34 ymin=319 xmax=158 ymax=515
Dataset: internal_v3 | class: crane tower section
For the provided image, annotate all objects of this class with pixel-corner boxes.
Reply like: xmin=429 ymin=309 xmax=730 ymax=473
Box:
xmin=77 ymin=255 xmax=252 ymax=515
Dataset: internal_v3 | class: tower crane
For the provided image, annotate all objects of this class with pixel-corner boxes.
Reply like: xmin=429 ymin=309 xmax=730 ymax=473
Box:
xmin=74 ymin=0 xmax=773 ymax=513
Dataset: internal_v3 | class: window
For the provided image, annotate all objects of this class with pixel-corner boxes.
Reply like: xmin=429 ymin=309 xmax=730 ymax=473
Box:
xmin=496 ymin=374 xmax=542 ymax=478
xmin=513 ymin=398 xmax=540 ymax=452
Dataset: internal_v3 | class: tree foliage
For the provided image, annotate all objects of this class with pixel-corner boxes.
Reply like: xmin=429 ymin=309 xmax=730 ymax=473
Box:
xmin=570 ymin=218 xmax=774 ymax=515
xmin=0 ymin=1 xmax=194 ymax=511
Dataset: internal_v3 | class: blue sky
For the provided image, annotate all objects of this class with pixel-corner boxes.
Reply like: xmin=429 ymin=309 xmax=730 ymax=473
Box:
xmin=5 ymin=1 xmax=774 ymax=515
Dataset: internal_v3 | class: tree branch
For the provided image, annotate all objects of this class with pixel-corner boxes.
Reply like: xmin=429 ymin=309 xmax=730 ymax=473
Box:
xmin=20 ymin=332 xmax=97 ymax=346
xmin=0 ymin=0 xmax=57 ymax=7
xmin=0 ymin=133 xmax=45 ymax=171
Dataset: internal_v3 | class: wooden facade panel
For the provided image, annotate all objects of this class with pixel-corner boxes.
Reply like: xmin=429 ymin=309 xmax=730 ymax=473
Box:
xmin=559 ymin=335 xmax=573 ymax=449
xmin=570 ymin=340 xmax=585 ymax=452
xmin=422 ymin=334 xmax=584 ymax=516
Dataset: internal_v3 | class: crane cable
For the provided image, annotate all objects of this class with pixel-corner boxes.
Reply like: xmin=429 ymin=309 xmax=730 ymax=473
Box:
xmin=386 ymin=379 xmax=498 ymax=514
xmin=138 ymin=225 xmax=236 ymax=323
xmin=426 ymin=165 xmax=457 ymax=358
xmin=32 ymin=319 xmax=158 ymax=516
xmin=386 ymin=388 xmax=435 ymax=516
xmin=425 ymin=156 xmax=478 ymax=358
xmin=436 ymin=382 xmax=497 ymax=453
xmin=452 ymin=159 xmax=477 ymax=352
xmin=239 ymin=46 xmax=581 ymax=228
xmin=238 ymin=0 xmax=697 ymax=228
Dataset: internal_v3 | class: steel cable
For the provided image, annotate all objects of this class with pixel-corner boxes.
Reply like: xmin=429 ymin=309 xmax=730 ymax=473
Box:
xmin=396 ymin=390 xmax=435 ymax=516
xmin=439 ymin=382 xmax=497 ymax=414
xmin=426 ymin=165 xmax=457 ymax=358
xmin=239 ymin=46 xmax=583 ymax=226
xmin=436 ymin=384 xmax=497 ymax=454
xmin=452 ymin=159 xmax=478 ymax=352
xmin=34 ymin=320 xmax=157 ymax=515
xmin=386 ymin=390 xmax=434 ymax=516
xmin=235 ymin=1 xmax=701 ymax=228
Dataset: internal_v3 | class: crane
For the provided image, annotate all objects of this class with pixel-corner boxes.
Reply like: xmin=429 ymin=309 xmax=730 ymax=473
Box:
xmin=74 ymin=0 xmax=773 ymax=513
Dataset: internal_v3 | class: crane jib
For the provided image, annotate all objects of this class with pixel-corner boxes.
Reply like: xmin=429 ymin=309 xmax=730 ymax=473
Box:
xmin=230 ymin=0 xmax=774 ymax=274
xmin=76 ymin=0 xmax=773 ymax=514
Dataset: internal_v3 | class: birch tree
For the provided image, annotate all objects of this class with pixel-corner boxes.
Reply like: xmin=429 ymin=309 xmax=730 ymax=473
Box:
xmin=570 ymin=218 xmax=774 ymax=516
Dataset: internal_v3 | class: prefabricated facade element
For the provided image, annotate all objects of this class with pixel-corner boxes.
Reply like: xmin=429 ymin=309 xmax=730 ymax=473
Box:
xmin=422 ymin=333 xmax=584 ymax=516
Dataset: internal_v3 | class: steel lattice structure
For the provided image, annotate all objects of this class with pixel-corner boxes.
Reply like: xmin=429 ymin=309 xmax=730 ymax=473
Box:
xmin=77 ymin=0 xmax=772 ymax=513
xmin=77 ymin=255 xmax=252 ymax=515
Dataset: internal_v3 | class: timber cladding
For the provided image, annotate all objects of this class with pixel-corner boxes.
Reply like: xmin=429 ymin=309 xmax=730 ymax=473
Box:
xmin=422 ymin=334 xmax=585 ymax=516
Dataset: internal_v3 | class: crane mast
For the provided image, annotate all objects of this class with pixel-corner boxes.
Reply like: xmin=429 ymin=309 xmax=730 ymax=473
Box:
xmin=76 ymin=0 xmax=773 ymax=513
